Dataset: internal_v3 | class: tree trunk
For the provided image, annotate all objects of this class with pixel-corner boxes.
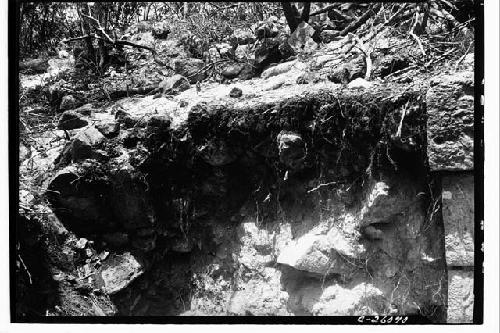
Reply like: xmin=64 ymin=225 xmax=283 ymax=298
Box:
xmin=95 ymin=3 xmax=109 ymax=70
xmin=183 ymin=2 xmax=189 ymax=18
xmin=281 ymin=2 xmax=305 ymax=33
xmin=145 ymin=2 xmax=152 ymax=21
xmin=79 ymin=4 xmax=95 ymax=64
xmin=301 ymin=2 xmax=311 ymax=23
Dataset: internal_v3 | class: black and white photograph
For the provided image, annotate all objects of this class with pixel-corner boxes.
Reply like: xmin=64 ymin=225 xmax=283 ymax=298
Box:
xmin=5 ymin=0 xmax=496 ymax=327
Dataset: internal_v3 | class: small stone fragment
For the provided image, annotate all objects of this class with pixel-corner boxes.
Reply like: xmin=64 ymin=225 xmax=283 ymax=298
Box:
xmin=75 ymin=238 xmax=88 ymax=249
xmin=277 ymin=131 xmax=306 ymax=170
xmin=229 ymin=87 xmax=243 ymax=98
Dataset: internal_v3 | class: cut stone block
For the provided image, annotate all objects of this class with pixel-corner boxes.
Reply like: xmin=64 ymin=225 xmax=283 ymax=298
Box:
xmin=427 ymin=71 xmax=474 ymax=171
xmin=447 ymin=270 xmax=474 ymax=323
xmin=442 ymin=174 xmax=474 ymax=266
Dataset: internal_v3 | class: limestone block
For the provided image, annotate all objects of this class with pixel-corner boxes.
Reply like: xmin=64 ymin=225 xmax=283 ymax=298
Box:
xmin=427 ymin=71 xmax=474 ymax=171
xmin=442 ymin=174 xmax=474 ymax=266
xmin=447 ymin=270 xmax=474 ymax=323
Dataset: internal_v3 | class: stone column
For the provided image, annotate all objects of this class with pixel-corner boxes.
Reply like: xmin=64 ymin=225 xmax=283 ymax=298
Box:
xmin=426 ymin=71 xmax=475 ymax=323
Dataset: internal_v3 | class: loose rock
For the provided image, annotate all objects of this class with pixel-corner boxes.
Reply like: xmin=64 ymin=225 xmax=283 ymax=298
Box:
xmin=96 ymin=121 xmax=120 ymax=138
xmin=57 ymin=110 xmax=88 ymax=130
xmin=97 ymin=253 xmax=144 ymax=295
xmin=277 ymin=131 xmax=306 ymax=170
xmin=222 ymin=64 xmax=244 ymax=80
xmin=229 ymin=87 xmax=243 ymax=98
xmin=60 ymin=95 xmax=80 ymax=111
xmin=173 ymin=58 xmax=206 ymax=84
xmin=159 ymin=74 xmax=190 ymax=95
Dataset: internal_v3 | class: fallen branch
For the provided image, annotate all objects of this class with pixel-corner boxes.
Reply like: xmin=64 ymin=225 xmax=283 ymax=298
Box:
xmin=455 ymin=41 xmax=473 ymax=69
xmin=410 ymin=31 xmax=426 ymax=56
xmin=310 ymin=4 xmax=338 ymax=17
xmin=80 ymin=12 xmax=157 ymax=55
xmin=62 ymin=35 xmax=93 ymax=43
xmin=338 ymin=4 xmax=382 ymax=37
xmin=81 ymin=12 xmax=113 ymax=42
xmin=350 ymin=34 xmax=373 ymax=80
xmin=409 ymin=6 xmax=428 ymax=56
xmin=63 ymin=33 xmax=156 ymax=55
xmin=186 ymin=59 xmax=231 ymax=80
xmin=307 ymin=181 xmax=341 ymax=193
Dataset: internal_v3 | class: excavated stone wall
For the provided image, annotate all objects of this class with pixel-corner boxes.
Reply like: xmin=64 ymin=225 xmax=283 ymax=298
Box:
xmin=426 ymin=71 xmax=476 ymax=323
xmin=40 ymin=65 xmax=475 ymax=321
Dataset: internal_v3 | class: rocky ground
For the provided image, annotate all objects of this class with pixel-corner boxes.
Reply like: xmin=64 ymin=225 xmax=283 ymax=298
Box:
xmin=16 ymin=12 xmax=475 ymax=321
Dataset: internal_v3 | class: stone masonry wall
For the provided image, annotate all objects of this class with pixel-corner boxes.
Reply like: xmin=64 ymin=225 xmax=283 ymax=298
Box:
xmin=427 ymin=71 xmax=475 ymax=323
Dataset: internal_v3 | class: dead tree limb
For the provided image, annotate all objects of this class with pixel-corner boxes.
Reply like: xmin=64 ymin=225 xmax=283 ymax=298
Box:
xmin=338 ymin=4 xmax=382 ymax=37
xmin=325 ymin=4 xmax=382 ymax=40
xmin=63 ymin=33 xmax=156 ymax=55
xmin=351 ymin=35 xmax=373 ymax=80
xmin=62 ymin=35 xmax=93 ymax=43
xmin=81 ymin=12 xmax=157 ymax=54
xmin=310 ymin=4 xmax=337 ymax=17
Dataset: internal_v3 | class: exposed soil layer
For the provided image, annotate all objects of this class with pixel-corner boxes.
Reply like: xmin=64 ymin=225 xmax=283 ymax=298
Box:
xmin=41 ymin=82 xmax=447 ymax=320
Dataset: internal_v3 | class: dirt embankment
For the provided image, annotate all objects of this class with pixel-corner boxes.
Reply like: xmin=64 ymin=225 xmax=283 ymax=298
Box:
xmin=16 ymin=23 xmax=475 ymax=320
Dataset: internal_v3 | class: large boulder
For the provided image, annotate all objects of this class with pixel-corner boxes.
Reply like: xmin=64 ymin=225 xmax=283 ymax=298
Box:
xmin=47 ymin=165 xmax=117 ymax=235
xmin=96 ymin=120 xmax=120 ymax=138
xmin=221 ymin=63 xmax=245 ymax=80
xmin=173 ymin=58 xmax=206 ymax=84
xmin=96 ymin=252 xmax=144 ymax=295
xmin=47 ymin=163 xmax=155 ymax=236
xmin=159 ymin=74 xmax=190 ymax=95
xmin=57 ymin=110 xmax=88 ymax=130
xmin=426 ymin=71 xmax=474 ymax=171
xmin=277 ymin=228 xmax=365 ymax=276
xmin=56 ymin=126 xmax=105 ymax=165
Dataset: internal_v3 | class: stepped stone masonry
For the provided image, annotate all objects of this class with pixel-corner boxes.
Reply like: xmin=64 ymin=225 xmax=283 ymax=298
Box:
xmin=427 ymin=72 xmax=476 ymax=323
